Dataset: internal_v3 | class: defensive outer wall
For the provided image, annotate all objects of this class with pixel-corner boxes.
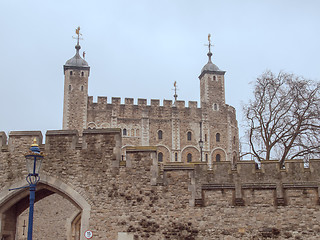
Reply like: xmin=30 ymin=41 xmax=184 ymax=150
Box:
xmin=0 ymin=130 xmax=320 ymax=239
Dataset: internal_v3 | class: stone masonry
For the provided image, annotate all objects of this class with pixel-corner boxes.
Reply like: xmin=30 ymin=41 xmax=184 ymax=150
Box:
xmin=62 ymin=37 xmax=239 ymax=165
xmin=1 ymin=130 xmax=320 ymax=240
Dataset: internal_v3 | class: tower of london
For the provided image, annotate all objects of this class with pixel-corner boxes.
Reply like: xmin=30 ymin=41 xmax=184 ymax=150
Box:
xmin=1 ymin=31 xmax=320 ymax=240
xmin=62 ymin=33 xmax=239 ymax=165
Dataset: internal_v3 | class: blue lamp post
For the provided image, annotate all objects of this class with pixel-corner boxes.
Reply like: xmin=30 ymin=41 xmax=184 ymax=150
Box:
xmin=25 ymin=138 xmax=44 ymax=240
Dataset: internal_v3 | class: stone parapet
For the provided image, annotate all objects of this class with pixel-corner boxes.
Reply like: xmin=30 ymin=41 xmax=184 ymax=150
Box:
xmin=0 ymin=132 xmax=7 ymax=148
xmin=1 ymin=129 xmax=320 ymax=239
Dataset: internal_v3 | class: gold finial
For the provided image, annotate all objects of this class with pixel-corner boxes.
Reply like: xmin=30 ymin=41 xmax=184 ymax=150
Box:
xmin=75 ymin=26 xmax=80 ymax=35
xmin=207 ymin=33 xmax=212 ymax=53
xmin=31 ymin=138 xmax=38 ymax=147
xmin=73 ymin=26 xmax=83 ymax=46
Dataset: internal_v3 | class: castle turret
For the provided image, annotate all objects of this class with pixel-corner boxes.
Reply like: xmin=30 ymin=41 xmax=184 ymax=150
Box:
xmin=199 ymin=35 xmax=226 ymax=110
xmin=62 ymin=27 xmax=90 ymax=134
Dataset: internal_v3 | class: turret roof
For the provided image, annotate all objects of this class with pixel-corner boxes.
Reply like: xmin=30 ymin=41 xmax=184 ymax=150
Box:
xmin=65 ymin=44 xmax=89 ymax=68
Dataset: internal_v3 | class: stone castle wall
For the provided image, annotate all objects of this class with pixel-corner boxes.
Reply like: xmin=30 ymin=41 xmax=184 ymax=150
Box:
xmin=86 ymin=97 xmax=239 ymax=163
xmin=1 ymin=130 xmax=319 ymax=239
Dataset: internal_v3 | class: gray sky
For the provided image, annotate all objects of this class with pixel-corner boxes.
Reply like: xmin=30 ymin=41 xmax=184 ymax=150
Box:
xmin=1 ymin=0 xmax=320 ymax=141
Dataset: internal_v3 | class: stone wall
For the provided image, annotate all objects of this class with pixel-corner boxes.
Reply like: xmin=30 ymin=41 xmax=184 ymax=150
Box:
xmin=86 ymin=97 xmax=239 ymax=163
xmin=0 ymin=130 xmax=320 ymax=240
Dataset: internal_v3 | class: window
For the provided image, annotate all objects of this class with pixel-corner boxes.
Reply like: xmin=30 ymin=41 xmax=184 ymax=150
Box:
xmin=158 ymin=152 xmax=163 ymax=162
xmin=216 ymin=154 xmax=221 ymax=162
xmin=70 ymin=71 xmax=73 ymax=76
xmin=187 ymin=131 xmax=192 ymax=141
xmin=81 ymin=86 xmax=84 ymax=91
xmin=187 ymin=153 xmax=192 ymax=162
xmin=205 ymin=154 xmax=208 ymax=162
xmin=214 ymin=103 xmax=218 ymax=111
xmin=81 ymin=71 xmax=84 ymax=77
xmin=68 ymin=85 xmax=71 ymax=91
xmin=216 ymin=133 xmax=220 ymax=142
xmin=175 ymin=153 xmax=178 ymax=162
xmin=213 ymin=76 xmax=216 ymax=81
xmin=158 ymin=130 xmax=163 ymax=140
xmin=123 ymin=129 xmax=127 ymax=136
xmin=233 ymin=136 xmax=236 ymax=144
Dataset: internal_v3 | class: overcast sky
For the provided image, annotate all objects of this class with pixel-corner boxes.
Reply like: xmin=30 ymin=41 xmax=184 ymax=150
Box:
xmin=1 ymin=0 xmax=320 ymax=142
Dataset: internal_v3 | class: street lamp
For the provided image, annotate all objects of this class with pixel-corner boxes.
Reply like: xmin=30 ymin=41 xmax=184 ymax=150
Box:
xmin=25 ymin=138 xmax=44 ymax=240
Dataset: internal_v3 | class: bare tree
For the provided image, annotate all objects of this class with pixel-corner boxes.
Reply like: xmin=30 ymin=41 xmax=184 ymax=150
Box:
xmin=243 ymin=70 xmax=320 ymax=166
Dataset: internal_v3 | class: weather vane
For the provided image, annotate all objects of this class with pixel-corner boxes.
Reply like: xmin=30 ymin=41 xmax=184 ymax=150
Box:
xmin=172 ymin=81 xmax=178 ymax=104
xmin=205 ymin=33 xmax=213 ymax=53
xmin=73 ymin=26 xmax=83 ymax=45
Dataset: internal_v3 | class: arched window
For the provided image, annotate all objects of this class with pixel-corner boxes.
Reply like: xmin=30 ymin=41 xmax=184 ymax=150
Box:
xmin=213 ymin=76 xmax=216 ymax=81
xmin=214 ymin=103 xmax=218 ymax=111
xmin=216 ymin=154 xmax=221 ymax=162
xmin=158 ymin=152 xmax=163 ymax=162
xmin=233 ymin=136 xmax=236 ymax=144
xmin=158 ymin=130 xmax=163 ymax=140
xmin=187 ymin=153 xmax=192 ymax=162
xmin=187 ymin=131 xmax=192 ymax=141
xmin=81 ymin=86 xmax=84 ymax=91
xmin=175 ymin=153 xmax=178 ymax=162
xmin=81 ymin=71 xmax=84 ymax=77
xmin=216 ymin=133 xmax=220 ymax=142
xmin=123 ymin=129 xmax=127 ymax=136
xmin=205 ymin=154 xmax=208 ymax=162
xmin=68 ymin=85 xmax=71 ymax=91
xmin=70 ymin=71 xmax=73 ymax=76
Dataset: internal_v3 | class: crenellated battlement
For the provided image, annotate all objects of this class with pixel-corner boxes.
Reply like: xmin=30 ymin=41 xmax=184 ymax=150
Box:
xmin=1 ymin=129 xmax=320 ymax=240
xmin=1 ymin=130 xmax=319 ymax=185
xmin=87 ymin=96 xmax=201 ymax=109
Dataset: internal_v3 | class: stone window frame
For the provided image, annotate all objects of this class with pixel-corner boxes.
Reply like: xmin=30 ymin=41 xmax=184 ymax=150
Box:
xmin=123 ymin=129 xmax=127 ymax=136
xmin=158 ymin=152 xmax=163 ymax=162
xmin=187 ymin=131 xmax=192 ymax=141
xmin=175 ymin=153 xmax=178 ymax=162
xmin=187 ymin=153 xmax=192 ymax=162
xmin=158 ymin=130 xmax=163 ymax=140
xmin=216 ymin=133 xmax=220 ymax=142
xmin=216 ymin=154 xmax=221 ymax=162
